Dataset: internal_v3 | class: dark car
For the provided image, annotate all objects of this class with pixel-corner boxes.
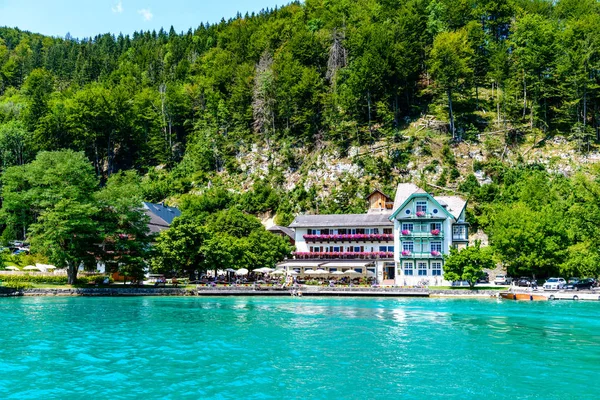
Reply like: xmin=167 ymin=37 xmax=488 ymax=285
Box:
xmin=566 ymin=278 xmax=596 ymax=291
xmin=477 ymin=272 xmax=490 ymax=284
xmin=517 ymin=277 xmax=537 ymax=287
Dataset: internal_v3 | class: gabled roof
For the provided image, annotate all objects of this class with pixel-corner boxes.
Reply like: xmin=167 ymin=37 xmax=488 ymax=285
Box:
xmin=392 ymin=183 xmax=425 ymax=211
xmin=289 ymin=213 xmax=393 ymax=228
xmin=142 ymin=202 xmax=182 ymax=234
xmin=367 ymin=189 xmax=393 ymax=201
xmin=434 ymin=196 xmax=467 ymax=220
xmin=389 ymin=183 xmax=466 ymax=221
xmin=268 ymin=225 xmax=295 ymax=240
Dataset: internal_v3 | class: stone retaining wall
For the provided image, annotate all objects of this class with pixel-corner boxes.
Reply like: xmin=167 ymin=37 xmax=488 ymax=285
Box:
xmin=0 ymin=286 xmax=500 ymax=298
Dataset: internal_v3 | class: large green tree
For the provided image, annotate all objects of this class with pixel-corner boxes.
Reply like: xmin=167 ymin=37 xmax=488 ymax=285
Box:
xmin=443 ymin=241 xmax=495 ymax=289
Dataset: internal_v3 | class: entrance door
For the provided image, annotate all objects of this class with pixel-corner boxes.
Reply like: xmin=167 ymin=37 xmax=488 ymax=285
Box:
xmin=385 ymin=265 xmax=395 ymax=280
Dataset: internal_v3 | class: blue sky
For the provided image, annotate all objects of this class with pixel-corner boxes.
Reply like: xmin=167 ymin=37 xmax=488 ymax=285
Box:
xmin=0 ymin=0 xmax=294 ymax=38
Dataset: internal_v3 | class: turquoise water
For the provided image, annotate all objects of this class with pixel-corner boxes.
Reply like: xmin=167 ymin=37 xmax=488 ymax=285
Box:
xmin=0 ymin=297 xmax=599 ymax=399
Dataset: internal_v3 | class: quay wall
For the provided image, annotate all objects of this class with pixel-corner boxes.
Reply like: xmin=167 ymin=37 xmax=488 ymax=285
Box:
xmin=0 ymin=286 xmax=500 ymax=298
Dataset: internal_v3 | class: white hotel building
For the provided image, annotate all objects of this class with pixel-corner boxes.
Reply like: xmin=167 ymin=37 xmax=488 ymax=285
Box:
xmin=284 ymin=184 xmax=468 ymax=286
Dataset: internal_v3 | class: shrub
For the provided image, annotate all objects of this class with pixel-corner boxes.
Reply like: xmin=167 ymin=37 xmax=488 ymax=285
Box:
xmin=1 ymin=281 xmax=34 ymax=290
xmin=0 ymin=275 xmax=69 ymax=285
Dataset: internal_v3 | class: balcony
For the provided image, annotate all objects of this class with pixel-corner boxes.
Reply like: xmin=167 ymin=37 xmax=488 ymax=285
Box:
xmin=399 ymin=212 xmax=445 ymax=220
xmin=293 ymin=251 xmax=394 ymax=260
xmin=400 ymin=251 xmax=444 ymax=259
xmin=401 ymin=229 xmax=443 ymax=238
xmin=303 ymin=234 xmax=393 ymax=243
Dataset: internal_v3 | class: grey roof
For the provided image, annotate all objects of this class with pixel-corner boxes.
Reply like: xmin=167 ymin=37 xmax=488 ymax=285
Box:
xmin=434 ymin=196 xmax=467 ymax=220
xmin=392 ymin=183 xmax=425 ymax=211
xmin=268 ymin=225 xmax=295 ymax=239
xmin=142 ymin=202 xmax=182 ymax=233
xmin=289 ymin=213 xmax=393 ymax=228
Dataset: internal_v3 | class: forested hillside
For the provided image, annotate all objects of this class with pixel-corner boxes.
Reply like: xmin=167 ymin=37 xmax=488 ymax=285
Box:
xmin=2 ymin=0 xmax=600 ymax=278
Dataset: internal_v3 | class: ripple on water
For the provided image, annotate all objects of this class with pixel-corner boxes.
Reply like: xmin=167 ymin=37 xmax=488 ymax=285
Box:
xmin=0 ymin=297 xmax=599 ymax=399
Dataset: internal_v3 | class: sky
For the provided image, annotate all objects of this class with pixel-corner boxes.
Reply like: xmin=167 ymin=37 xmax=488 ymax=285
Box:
xmin=0 ymin=0 xmax=294 ymax=39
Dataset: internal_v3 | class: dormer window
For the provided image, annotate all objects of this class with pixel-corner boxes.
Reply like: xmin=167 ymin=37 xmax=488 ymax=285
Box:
xmin=416 ymin=201 xmax=427 ymax=213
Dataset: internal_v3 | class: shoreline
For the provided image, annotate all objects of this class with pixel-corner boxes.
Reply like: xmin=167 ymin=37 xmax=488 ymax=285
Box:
xmin=0 ymin=286 xmax=500 ymax=298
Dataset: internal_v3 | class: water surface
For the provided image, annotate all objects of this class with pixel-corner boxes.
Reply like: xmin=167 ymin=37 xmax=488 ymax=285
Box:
xmin=0 ymin=297 xmax=598 ymax=399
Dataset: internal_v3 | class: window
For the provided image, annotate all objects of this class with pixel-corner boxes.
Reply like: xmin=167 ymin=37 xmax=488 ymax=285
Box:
xmin=355 ymin=268 xmax=363 ymax=273
xmin=383 ymin=228 xmax=392 ymax=234
xmin=416 ymin=201 xmax=427 ymax=213
xmin=453 ymin=225 xmax=467 ymax=239
xmin=430 ymin=223 xmax=441 ymax=231
xmin=353 ymin=246 xmax=362 ymax=252
xmin=402 ymin=242 xmax=414 ymax=252
xmin=432 ymin=262 xmax=442 ymax=276
xmin=418 ymin=262 xmax=428 ymax=276
xmin=332 ymin=246 xmax=340 ymax=252
xmin=379 ymin=246 xmax=394 ymax=252
xmin=430 ymin=242 xmax=442 ymax=252
xmin=402 ymin=223 xmax=414 ymax=232
xmin=405 ymin=209 xmax=411 ymax=215
xmin=403 ymin=262 xmax=414 ymax=276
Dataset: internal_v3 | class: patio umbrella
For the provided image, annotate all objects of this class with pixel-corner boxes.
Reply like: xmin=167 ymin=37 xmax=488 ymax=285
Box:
xmin=235 ymin=268 xmax=249 ymax=276
xmin=304 ymin=269 xmax=315 ymax=275
xmin=23 ymin=265 xmax=40 ymax=271
xmin=330 ymin=271 xmax=344 ymax=276
xmin=287 ymin=270 xmax=299 ymax=276
xmin=225 ymin=268 xmax=236 ymax=273
xmin=314 ymin=268 xmax=328 ymax=275
xmin=5 ymin=266 xmax=20 ymax=271
xmin=344 ymin=269 xmax=362 ymax=276
xmin=271 ymin=269 xmax=285 ymax=275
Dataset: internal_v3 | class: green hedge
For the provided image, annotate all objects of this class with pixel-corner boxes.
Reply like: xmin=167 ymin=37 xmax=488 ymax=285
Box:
xmin=0 ymin=275 xmax=69 ymax=284
xmin=0 ymin=274 xmax=113 ymax=286
xmin=1 ymin=282 xmax=34 ymax=290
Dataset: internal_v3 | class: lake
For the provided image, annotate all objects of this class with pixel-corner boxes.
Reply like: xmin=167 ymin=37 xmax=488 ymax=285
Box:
xmin=0 ymin=296 xmax=598 ymax=399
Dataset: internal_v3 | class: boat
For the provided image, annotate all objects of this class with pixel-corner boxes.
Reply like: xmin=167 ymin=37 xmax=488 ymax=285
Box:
xmin=500 ymin=292 xmax=547 ymax=301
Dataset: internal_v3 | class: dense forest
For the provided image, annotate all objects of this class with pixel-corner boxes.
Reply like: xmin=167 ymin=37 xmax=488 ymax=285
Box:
xmin=2 ymin=0 xmax=600 ymax=279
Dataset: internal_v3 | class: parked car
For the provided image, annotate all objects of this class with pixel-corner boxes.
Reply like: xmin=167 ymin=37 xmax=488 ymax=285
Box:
xmin=477 ymin=272 xmax=489 ymax=284
xmin=516 ymin=277 xmax=537 ymax=287
xmin=494 ymin=274 xmax=512 ymax=285
xmin=565 ymin=278 xmax=596 ymax=291
xmin=543 ymin=277 xmax=566 ymax=290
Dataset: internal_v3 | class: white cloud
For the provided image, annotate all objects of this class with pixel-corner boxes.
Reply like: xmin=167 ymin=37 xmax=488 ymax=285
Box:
xmin=138 ymin=8 xmax=153 ymax=21
xmin=111 ymin=1 xmax=123 ymax=14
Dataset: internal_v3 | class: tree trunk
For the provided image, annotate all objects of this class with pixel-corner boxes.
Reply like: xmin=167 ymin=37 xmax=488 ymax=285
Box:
xmin=447 ymin=88 xmax=455 ymax=140
xmin=367 ymin=90 xmax=372 ymax=134
xmin=67 ymin=261 xmax=78 ymax=285
xmin=522 ymin=71 xmax=527 ymax=120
